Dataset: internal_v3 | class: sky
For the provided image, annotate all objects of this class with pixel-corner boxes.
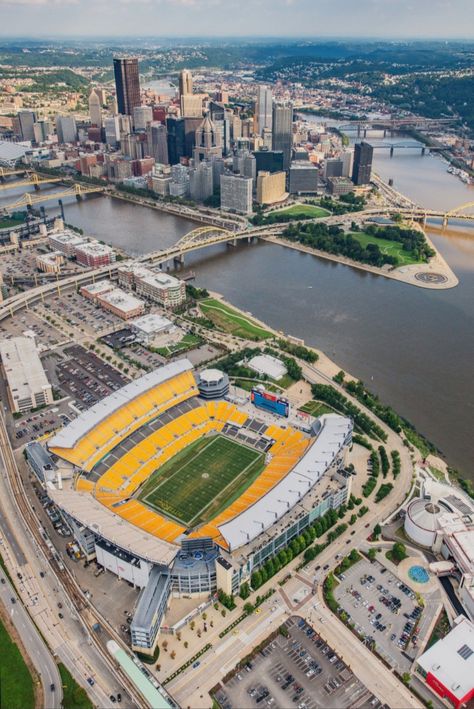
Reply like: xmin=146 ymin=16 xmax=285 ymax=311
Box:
xmin=0 ymin=0 xmax=473 ymax=39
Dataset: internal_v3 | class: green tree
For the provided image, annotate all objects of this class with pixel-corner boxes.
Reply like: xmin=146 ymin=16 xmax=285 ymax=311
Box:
xmin=392 ymin=542 xmax=407 ymax=562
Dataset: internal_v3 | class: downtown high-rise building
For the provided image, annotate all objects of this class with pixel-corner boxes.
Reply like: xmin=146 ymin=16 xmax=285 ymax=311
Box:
xmin=166 ymin=117 xmax=186 ymax=165
xmin=193 ymin=113 xmax=222 ymax=163
xmin=55 ymin=115 xmax=77 ymax=144
xmin=133 ymin=105 xmax=153 ymax=131
xmin=146 ymin=122 xmax=168 ymax=164
xmin=272 ymin=103 xmax=293 ymax=171
xmin=352 ymin=141 xmax=373 ymax=185
xmin=255 ymin=85 xmax=273 ymax=136
xmin=220 ymin=173 xmax=253 ymax=215
xmin=88 ymin=89 xmax=102 ymax=128
xmin=17 ymin=110 xmax=36 ymax=142
xmin=179 ymin=69 xmax=193 ymax=97
xmin=113 ymin=57 xmax=141 ymax=117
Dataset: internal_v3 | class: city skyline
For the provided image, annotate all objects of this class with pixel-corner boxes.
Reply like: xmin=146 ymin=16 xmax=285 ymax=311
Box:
xmin=0 ymin=0 xmax=474 ymax=38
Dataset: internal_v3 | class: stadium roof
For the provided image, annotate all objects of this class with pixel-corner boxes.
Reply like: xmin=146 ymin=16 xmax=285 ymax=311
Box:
xmin=48 ymin=359 xmax=193 ymax=450
xmin=49 ymin=488 xmax=178 ymax=566
xmin=417 ymin=615 xmax=474 ymax=700
xmin=218 ymin=414 xmax=352 ymax=550
xmin=0 ymin=141 xmax=28 ymax=167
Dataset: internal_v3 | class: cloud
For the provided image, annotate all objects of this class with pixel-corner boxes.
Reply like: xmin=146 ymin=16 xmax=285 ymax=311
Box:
xmin=0 ymin=0 xmax=78 ymax=4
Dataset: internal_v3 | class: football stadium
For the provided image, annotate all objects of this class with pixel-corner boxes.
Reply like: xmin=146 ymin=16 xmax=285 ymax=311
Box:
xmin=45 ymin=359 xmax=353 ymax=655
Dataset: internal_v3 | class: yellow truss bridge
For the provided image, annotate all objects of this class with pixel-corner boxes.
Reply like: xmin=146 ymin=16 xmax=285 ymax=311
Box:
xmin=1 ymin=183 xmax=105 ymax=212
xmin=0 ymin=173 xmax=65 ymax=191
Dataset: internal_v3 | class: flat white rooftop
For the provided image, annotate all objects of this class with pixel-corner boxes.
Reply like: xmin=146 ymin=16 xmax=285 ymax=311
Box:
xmin=0 ymin=336 xmax=50 ymax=402
xmin=131 ymin=313 xmax=173 ymax=334
xmin=48 ymin=229 xmax=86 ymax=246
xmin=49 ymin=488 xmax=178 ymax=566
xmin=80 ymin=280 xmax=114 ymax=296
xmin=138 ymin=272 xmax=182 ymax=290
xmin=218 ymin=413 xmax=352 ymax=550
xmin=75 ymin=241 xmax=115 ymax=256
xmin=99 ymin=288 xmax=144 ymax=313
xmin=417 ymin=615 xmax=474 ymax=700
xmin=48 ymin=359 xmax=193 ymax=450
xmin=248 ymin=354 xmax=287 ymax=381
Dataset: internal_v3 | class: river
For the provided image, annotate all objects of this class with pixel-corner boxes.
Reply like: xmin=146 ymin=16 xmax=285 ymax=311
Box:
xmin=1 ymin=133 xmax=473 ymax=478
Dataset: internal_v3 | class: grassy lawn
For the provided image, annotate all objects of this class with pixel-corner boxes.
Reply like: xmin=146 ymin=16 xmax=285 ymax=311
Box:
xmin=139 ymin=434 xmax=265 ymax=526
xmin=199 ymin=298 xmax=272 ymax=340
xmin=299 ymin=400 xmax=336 ymax=417
xmin=0 ymin=618 xmax=35 ymax=709
xmin=429 ymin=465 xmax=446 ymax=482
xmin=348 ymin=232 xmax=421 ymax=266
xmin=273 ymin=204 xmax=330 ymax=219
xmin=58 ymin=663 xmax=93 ymax=709
xmin=154 ymin=333 xmax=202 ymax=358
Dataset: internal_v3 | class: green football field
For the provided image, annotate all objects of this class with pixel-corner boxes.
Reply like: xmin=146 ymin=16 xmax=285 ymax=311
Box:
xmin=139 ymin=434 xmax=265 ymax=526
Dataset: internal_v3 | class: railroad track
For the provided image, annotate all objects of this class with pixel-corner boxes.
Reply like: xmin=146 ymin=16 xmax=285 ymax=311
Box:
xmin=0 ymin=416 xmax=146 ymax=708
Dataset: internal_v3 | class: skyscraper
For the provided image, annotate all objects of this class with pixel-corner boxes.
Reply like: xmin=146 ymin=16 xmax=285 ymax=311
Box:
xmin=352 ymin=141 xmax=373 ymax=185
xmin=166 ymin=117 xmax=186 ymax=165
xmin=255 ymin=85 xmax=273 ymax=136
xmin=179 ymin=69 xmax=193 ymax=97
xmin=180 ymin=94 xmax=203 ymax=118
xmin=55 ymin=115 xmax=77 ymax=144
xmin=193 ymin=113 xmax=222 ymax=163
xmin=113 ymin=57 xmax=141 ymax=117
xmin=146 ymin=122 xmax=168 ymax=164
xmin=18 ymin=110 xmax=36 ymax=142
xmin=272 ymin=103 xmax=293 ymax=171
xmin=220 ymin=174 xmax=253 ymax=215
xmin=133 ymin=105 xmax=153 ymax=131
xmin=88 ymin=89 xmax=102 ymax=128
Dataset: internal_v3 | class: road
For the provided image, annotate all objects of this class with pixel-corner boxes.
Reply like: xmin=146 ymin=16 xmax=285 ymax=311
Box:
xmin=0 ymin=567 xmax=61 ymax=709
xmin=0 ymin=413 xmax=137 ymax=709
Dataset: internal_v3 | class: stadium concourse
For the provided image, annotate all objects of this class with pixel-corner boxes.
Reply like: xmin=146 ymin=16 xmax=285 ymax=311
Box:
xmin=45 ymin=359 xmax=353 ymax=656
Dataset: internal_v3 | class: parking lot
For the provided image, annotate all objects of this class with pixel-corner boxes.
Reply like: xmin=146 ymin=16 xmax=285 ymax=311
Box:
xmin=10 ymin=404 xmax=72 ymax=447
xmin=333 ymin=557 xmax=425 ymax=672
xmin=41 ymin=291 xmax=125 ymax=336
xmin=52 ymin=345 xmax=128 ymax=409
xmin=213 ymin=616 xmax=384 ymax=709
xmin=0 ymin=309 xmax=63 ymax=350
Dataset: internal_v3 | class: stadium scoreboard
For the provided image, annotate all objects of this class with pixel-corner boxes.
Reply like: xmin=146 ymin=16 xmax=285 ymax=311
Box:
xmin=251 ymin=387 xmax=290 ymax=417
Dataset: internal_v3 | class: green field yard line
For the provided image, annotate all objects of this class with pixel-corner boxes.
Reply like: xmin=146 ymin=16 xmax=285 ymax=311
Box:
xmin=140 ymin=434 xmax=266 ymax=526
xmin=153 ymin=438 xmax=259 ymax=521
xmin=204 ymin=455 xmax=266 ymax=521
xmin=143 ymin=435 xmax=221 ymax=500
xmin=0 ymin=618 xmax=35 ymax=709
xmin=187 ymin=447 xmax=263 ymax=525
xmin=139 ymin=435 xmax=209 ymax=498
